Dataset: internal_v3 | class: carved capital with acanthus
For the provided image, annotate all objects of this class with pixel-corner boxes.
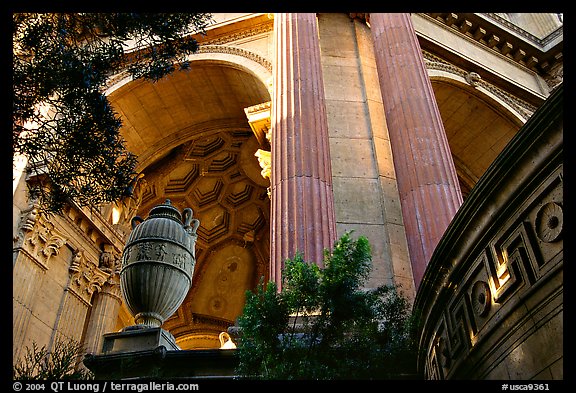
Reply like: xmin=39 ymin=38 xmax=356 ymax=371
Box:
xmin=69 ymin=250 xmax=115 ymax=305
xmin=15 ymin=210 xmax=67 ymax=270
xmin=254 ymin=149 xmax=271 ymax=181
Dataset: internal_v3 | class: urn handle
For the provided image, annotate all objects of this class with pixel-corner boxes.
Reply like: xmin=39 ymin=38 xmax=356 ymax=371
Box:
xmin=182 ymin=208 xmax=193 ymax=227
xmin=131 ymin=216 xmax=144 ymax=229
xmin=182 ymin=208 xmax=200 ymax=235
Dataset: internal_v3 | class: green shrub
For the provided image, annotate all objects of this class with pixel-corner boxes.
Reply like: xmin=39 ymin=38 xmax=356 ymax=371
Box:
xmin=236 ymin=232 xmax=419 ymax=380
xmin=13 ymin=338 xmax=94 ymax=380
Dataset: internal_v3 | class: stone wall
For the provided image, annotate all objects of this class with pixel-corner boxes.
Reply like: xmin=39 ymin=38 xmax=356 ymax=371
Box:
xmin=13 ymin=197 xmax=124 ymax=363
xmin=317 ymin=13 xmax=415 ymax=299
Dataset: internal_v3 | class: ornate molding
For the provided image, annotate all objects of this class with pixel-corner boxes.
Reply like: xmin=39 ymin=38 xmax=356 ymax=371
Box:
xmin=105 ymin=44 xmax=272 ymax=93
xmin=422 ymin=50 xmax=537 ymax=120
xmin=421 ymin=13 xmax=563 ymax=74
xmin=415 ymin=85 xmax=563 ymax=379
xmin=200 ymin=21 xmax=273 ymax=47
xmin=535 ymin=202 xmax=563 ymax=243
xmin=196 ymin=45 xmax=272 ymax=72
xmin=244 ymin=101 xmax=272 ymax=198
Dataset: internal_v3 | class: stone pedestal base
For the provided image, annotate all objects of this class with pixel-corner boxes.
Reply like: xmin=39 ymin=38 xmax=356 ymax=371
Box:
xmin=83 ymin=347 xmax=239 ymax=380
xmin=84 ymin=326 xmax=238 ymax=379
xmin=101 ymin=326 xmax=179 ymax=354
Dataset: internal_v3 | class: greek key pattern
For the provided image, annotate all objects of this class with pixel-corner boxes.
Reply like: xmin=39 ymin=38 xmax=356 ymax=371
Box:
xmin=424 ymin=169 xmax=563 ymax=379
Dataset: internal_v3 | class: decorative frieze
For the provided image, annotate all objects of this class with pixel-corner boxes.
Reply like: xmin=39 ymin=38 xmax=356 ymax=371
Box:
xmin=200 ymin=21 xmax=273 ymax=48
xmin=425 ymin=176 xmax=563 ymax=378
xmin=197 ymin=45 xmax=272 ymax=72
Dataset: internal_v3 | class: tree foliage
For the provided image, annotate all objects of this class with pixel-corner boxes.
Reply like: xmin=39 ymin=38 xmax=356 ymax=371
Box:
xmin=236 ymin=232 xmax=419 ymax=380
xmin=13 ymin=338 xmax=94 ymax=380
xmin=13 ymin=13 xmax=213 ymax=213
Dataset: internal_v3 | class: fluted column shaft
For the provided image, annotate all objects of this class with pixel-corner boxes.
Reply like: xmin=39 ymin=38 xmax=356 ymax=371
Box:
xmin=82 ymin=280 xmax=122 ymax=354
xmin=370 ymin=13 xmax=463 ymax=288
xmin=270 ymin=13 xmax=337 ymax=287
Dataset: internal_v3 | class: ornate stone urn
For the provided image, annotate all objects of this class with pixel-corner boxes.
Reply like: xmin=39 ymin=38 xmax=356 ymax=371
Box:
xmin=120 ymin=199 xmax=200 ymax=328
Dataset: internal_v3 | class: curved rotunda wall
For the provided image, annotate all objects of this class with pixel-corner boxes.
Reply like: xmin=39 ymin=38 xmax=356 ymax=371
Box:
xmin=415 ymin=85 xmax=563 ymax=380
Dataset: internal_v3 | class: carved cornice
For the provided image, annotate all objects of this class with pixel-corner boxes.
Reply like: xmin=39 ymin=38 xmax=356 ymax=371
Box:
xmin=421 ymin=13 xmax=562 ymax=74
xmin=245 ymin=101 xmax=272 ymax=198
xmin=59 ymin=201 xmax=125 ymax=255
xmin=244 ymin=101 xmax=272 ymax=148
xmin=483 ymin=13 xmax=563 ymax=47
xmin=200 ymin=20 xmax=273 ymax=47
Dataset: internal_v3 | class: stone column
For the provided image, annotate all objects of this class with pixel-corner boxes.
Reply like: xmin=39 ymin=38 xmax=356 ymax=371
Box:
xmin=370 ymin=13 xmax=463 ymax=287
xmin=81 ymin=247 xmax=122 ymax=354
xmin=270 ymin=13 xmax=337 ymax=287
xmin=82 ymin=277 xmax=122 ymax=354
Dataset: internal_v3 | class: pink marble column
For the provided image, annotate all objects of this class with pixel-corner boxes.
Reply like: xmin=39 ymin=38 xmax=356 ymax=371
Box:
xmin=370 ymin=13 xmax=463 ymax=288
xmin=270 ymin=13 xmax=337 ymax=288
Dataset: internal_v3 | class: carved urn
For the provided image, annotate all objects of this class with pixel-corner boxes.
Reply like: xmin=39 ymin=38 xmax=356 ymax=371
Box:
xmin=120 ymin=199 xmax=200 ymax=328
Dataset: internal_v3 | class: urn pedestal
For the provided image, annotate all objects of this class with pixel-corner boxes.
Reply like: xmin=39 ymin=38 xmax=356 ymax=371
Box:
xmin=98 ymin=200 xmax=199 ymax=354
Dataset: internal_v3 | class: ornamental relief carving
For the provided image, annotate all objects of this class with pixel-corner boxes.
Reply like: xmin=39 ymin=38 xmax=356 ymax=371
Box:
xmin=470 ymin=280 xmax=491 ymax=317
xmin=424 ymin=173 xmax=563 ymax=379
xmin=426 ymin=318 xmax=450 ymax=379
xmin=201 ymin=22 xmax=273 ymax=48
xmin=122 ymin=241 xmax=195 ymax=273
xmin=535 ymin=202 xmax=563 ymax=243
xmin=197 ymin=45 xmax=272 ymax=72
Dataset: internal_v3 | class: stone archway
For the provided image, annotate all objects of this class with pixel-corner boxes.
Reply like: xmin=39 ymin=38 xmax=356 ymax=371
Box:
xmin=430 ymin=78 xmax=524 ymax=199
xmin=107 ymin=60 xmax=272 ymax=349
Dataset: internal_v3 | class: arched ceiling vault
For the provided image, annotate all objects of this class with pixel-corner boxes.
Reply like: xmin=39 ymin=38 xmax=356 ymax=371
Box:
xmin=432 ymin=80 xmax=522 ymax=198
xmin=107 ymin=60 xmax=271 ymax=349
xmin=108 ymin=61 xmax=271 ymax=169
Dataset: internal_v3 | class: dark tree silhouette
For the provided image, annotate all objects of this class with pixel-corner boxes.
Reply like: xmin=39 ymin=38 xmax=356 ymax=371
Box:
xmin=13 ymin=13 xmax=213 ymax=213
